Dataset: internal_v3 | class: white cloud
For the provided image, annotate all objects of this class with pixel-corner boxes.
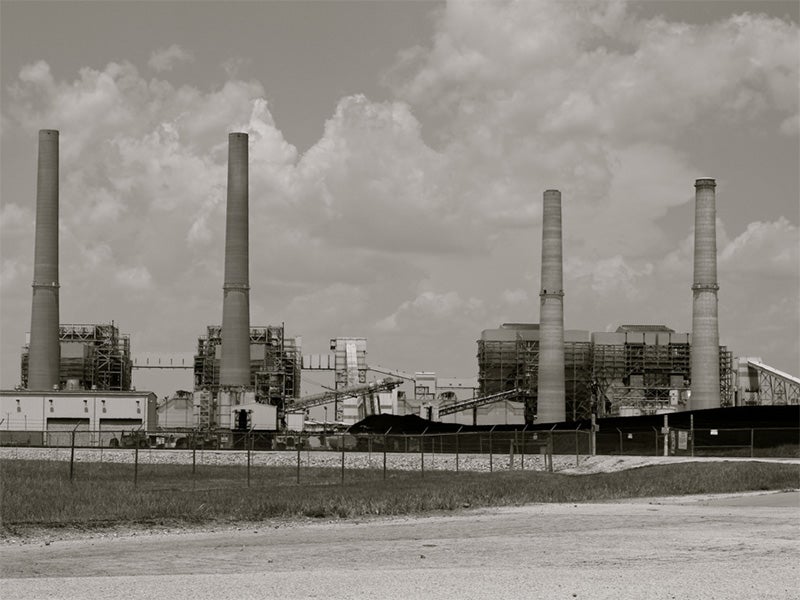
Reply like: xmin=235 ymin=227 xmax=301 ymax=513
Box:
xmin=566 ymin=255 xmax=654 ymax=300
xmin=17 ymin=60 xmax=54 ymax=87
xmin=720 ymin=218 xmax=799 ymax=276
xmin=377 ymin=290 xmax=485 ymax=333
xmin=0 ymin=258 xmax=24 ymax=287
xmin=148 ymin=45 xmax=193 ymax=72
xmin=502 ymin=289 xmax=529 ymax=305
xmin=115 ymin=266 xmax=154 ymax=290
xmin=1 ymin=2 xmax=798 ymax=390
xmin=779 ymin=113 xmax=799 ymax=136
xmin=0 ymin=203 xmax=30 ymax=231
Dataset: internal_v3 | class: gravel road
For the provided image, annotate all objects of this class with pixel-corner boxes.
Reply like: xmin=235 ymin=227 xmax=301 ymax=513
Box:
xmin=2 ymin=446 xmax=796 ymax=474
xmin=2 ymin=491 xmax=798 ymax=599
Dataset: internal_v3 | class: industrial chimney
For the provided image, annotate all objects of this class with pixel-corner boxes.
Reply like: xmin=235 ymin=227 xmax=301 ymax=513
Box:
xmin=219 ymin=132 xmax=251 ymax=388
xmin=537 ymin=189 xmax=566 ymax=423
xmin=690 ymin=178 xmax=721 ymax=409
xmin=27 ymin=129 xmax=60 ymax=390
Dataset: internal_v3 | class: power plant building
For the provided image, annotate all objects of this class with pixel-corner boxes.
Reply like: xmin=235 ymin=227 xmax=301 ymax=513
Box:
xmin=20 ymin=323 xmax=133 ymax=392
xmin=192 ymin=324 xmax=301 ymax=427
xmin=478 ymin=323 xmax=733 ymax=422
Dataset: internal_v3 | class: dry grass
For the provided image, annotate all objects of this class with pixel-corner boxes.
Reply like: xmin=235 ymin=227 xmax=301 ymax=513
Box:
xmin=1 ymin=459 xmax=797 ymax=536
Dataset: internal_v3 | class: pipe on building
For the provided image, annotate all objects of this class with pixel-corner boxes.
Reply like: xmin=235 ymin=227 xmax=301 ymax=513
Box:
xmin=537 ymin=189 xmax=566 ymax=423
xmin=28 ymin=129 xmax=60 ymax=390
xmin=219 ymin=132 xmax=251 ymax=387
xmin=690 ymin=178 xmax=721 ymax=409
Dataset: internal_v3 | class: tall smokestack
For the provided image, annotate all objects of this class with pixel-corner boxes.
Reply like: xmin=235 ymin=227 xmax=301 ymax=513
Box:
xmin=690 ymin=178 xmax=720 ymax=409
xmin=28 ymin=129 xmax=60 ymax=390
xmin=219 ymin=132 xmax=251 ymax=387
xmin=537 ymin=189 xmax=566 ymax=423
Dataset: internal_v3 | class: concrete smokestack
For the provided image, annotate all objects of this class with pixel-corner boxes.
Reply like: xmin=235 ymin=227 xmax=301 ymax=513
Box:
xmin=28 ymin=129 xmax=60 ymax=390
xmin=537 ymin=189 xmax=566 ymax=423
xmin=219 ymin=132 xmax=251 ymax=387
xmin=690 ymin=178 xmax=721 ymax=409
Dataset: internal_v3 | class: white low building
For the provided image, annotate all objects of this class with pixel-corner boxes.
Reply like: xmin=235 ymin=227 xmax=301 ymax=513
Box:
xmin=0 ymin=389 xmax=157 ymax=447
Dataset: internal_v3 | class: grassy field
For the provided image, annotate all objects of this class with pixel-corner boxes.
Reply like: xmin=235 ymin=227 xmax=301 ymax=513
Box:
xmin=1 ymin=459 xmax=798 ymax=535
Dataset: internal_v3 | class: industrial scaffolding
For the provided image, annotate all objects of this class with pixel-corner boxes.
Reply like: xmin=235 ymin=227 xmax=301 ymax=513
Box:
xmin=478 ymin=324 xmax=734 ymax=422
xmin=592 ymin=337 xmax=733 ymax=416
xmin=20 ymin=323 xmax=132 ymax=391
xmin=477 ymin=335 xmax=594 ymax=422
xmin=193 ymin=325 xmax=301 ymax=406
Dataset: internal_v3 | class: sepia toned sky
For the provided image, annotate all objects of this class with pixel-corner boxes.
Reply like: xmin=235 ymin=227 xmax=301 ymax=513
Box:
xmin=1 ymin=0 xmax=798 ymax=398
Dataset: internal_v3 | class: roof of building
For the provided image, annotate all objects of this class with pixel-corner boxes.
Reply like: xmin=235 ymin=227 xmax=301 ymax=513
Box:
xmin=1 ymin=389 xmax=156 ymax=399
xmin=615 ymin=324 xmax=675 ymax=333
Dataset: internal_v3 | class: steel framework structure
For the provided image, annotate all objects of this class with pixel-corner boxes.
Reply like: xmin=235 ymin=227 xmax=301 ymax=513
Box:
xmin=285 ymin=378 xmax=404 ymax=414
xmin=747 ymin=360 xmax=800 ymax=405
xmin=478 ymin=332 xmax=734 ymax=422
xmin=592 ymin=342 xmax=733 ymax=416
xmin=20 ymin=323 xmax=132 ymax=391
xmin=193 ymin=325 xmax=301 ymax=407
xmin=477 ymin=337 xmax=594 ymax=422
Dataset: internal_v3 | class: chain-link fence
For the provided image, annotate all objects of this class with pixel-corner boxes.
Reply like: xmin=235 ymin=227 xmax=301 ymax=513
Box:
xmin=1 ymin=425 xmax=797 ymax=488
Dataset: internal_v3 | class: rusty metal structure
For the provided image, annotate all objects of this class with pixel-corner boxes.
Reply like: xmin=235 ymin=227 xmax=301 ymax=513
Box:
xmin=193 ymin=325 xmax=301 ymax=406
xmin=21 ymin=323 xmax=132 ymax=391
xmin=477 ymin=325 xmax=593 ymax=422
xmin=478 ymin=323 xmax=732 ymax=422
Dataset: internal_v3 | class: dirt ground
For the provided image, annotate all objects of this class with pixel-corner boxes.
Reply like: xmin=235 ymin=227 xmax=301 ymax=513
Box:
xmin=2 ymin=488 xmax=798 ymax=600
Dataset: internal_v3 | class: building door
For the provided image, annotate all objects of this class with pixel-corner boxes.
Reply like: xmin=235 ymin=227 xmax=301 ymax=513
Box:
xmin=46 ymin=418 xmax=90 ymax=447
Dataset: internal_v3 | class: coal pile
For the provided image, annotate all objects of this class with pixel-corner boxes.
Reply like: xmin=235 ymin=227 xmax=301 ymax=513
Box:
xmin=349 ymin=414 xmax=464 ymax=435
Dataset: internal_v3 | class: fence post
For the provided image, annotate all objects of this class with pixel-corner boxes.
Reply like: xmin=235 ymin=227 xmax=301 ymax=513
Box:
xmin=617 ymin=428 xmax=623 ymax=455
xmin=455 ymin=427 xmax=461 ymax=473
xmin=652 ymin=427 xmax=659 ymax=457
xmin=70 ymin=429 xmax=76 ymax=482
xmin=296 ymin=437 xmax=301 ymax=484
xmin=134 ymin=444 xmax=139 ymax=487
xmin=420 ymin=428 xmax=427 ymax=478
xmin=340 ymin=434 xmax=345 ymax=485
xmin=575 ymin=427 xmax=580 ymax=467
xmin=244 ymin=433 xmax=251 ymax=488
xmin=521 ymin=425 xmax=527 ymax=471
xmin=548 ymin=434 xmax=554 ymax=473
xmin=750 ymin=428 xmax=754 ymax=458
xmin=690 ymin=414 xmax=694 ymax=457
xmin=489 ymin=425 xmax=496 ymax=473
xmin=383 ymin=430 xmax=388 ymax=480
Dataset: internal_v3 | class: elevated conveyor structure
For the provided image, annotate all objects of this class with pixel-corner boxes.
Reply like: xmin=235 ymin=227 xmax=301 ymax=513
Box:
xmin=285 ymin=378 xmax=404 ymax=414
xmin=438 ymin=388 xmax=522 ymax=417
xmin=747 ymin=361 xmax=800 ymax=405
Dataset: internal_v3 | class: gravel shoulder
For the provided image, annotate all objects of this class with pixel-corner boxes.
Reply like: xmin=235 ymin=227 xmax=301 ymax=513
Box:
xmin=2 ymin=491 xmax=798 ymax=599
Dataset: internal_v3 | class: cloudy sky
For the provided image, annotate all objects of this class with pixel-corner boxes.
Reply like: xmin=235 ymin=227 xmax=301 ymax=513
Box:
xmin=1 ymin=0 xmax=798 ymax=398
